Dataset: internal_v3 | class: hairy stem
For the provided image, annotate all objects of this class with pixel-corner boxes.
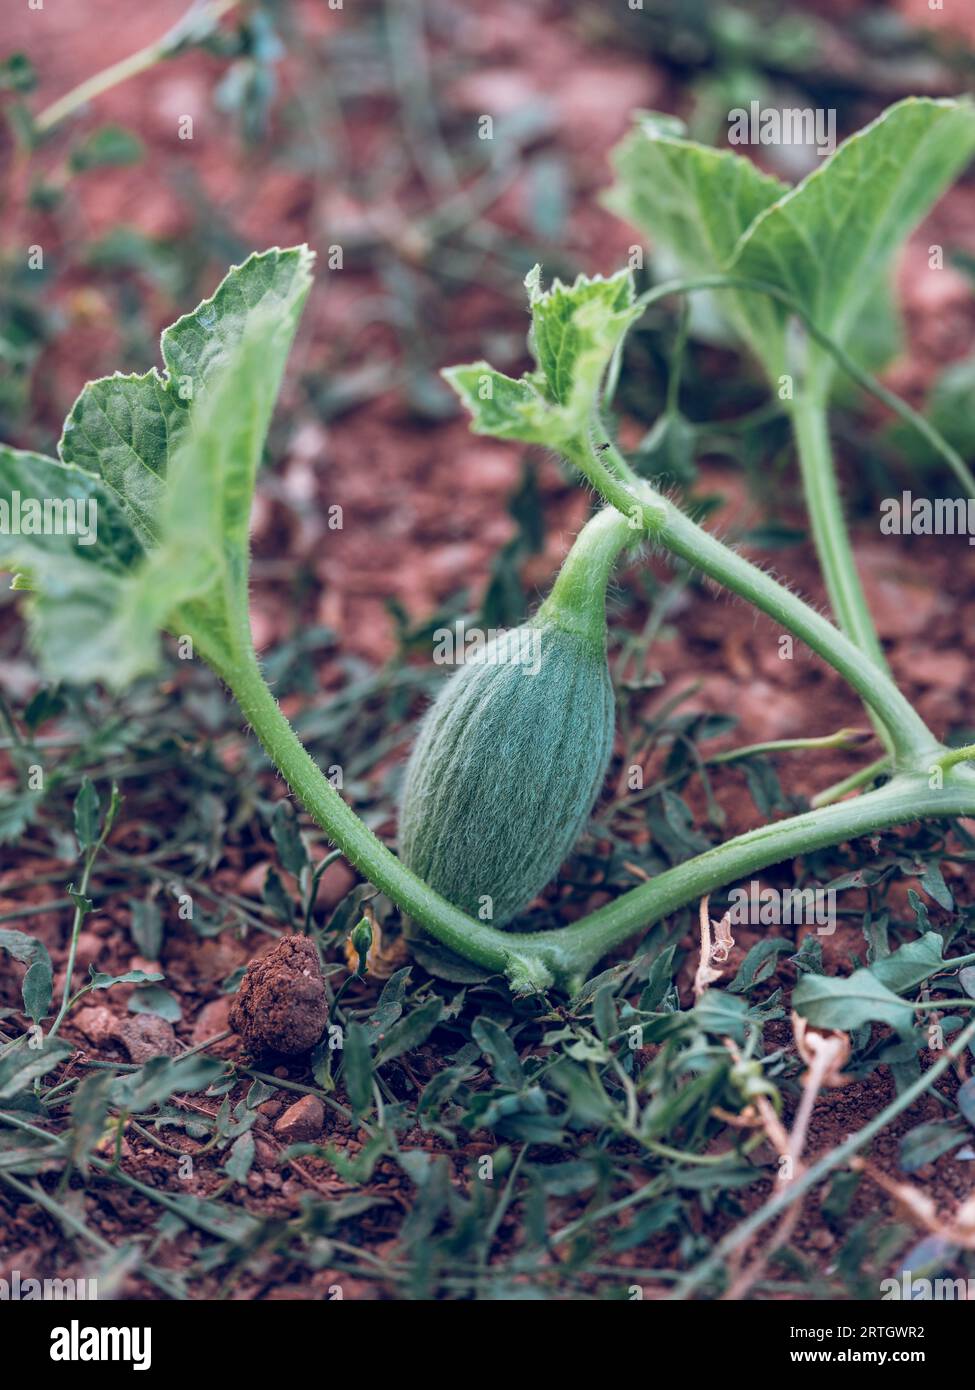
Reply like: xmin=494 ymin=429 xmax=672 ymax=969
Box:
xmin=791 ymin=390 xmax=893 ymax=752
xmin=537 ymin=504 xmax=634 ymax=646
xmin=567 ymin=438 xmax=938 ymax=768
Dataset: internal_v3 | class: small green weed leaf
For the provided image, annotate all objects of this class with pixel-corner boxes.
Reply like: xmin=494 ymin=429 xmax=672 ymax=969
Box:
xmin=224 ymin=1130 xmax=256 ymax=1183
xmin=919 ymin=861 xmax=953 ymax=911
xmin=958 ymin=1077 xmax=975 ymax=1130
xmin=128 ymin=897 xmax=164 ymax=959
xmin=792 ymin=967 xmax=914 ymax=1033
xmin=128 ymin=985 xmax=181 ymax=1022
xmin=0 ymin=789 xmax=42 ymax=844
xmin=868 ymin=932 xmax=975 ymax=993
xmin=109 ymin=1054 xmax=228 ymax=1113
xmin=373 ymin=996 xmax=444 ymax=1066
xmin=471 ymin=1015 xmax=525 ymax=1089
xmin=0 ymin=1038 xmax=73 ymax=1099
xmin=69 ymin=124 xmax=144 ymax=173
xmin=0 ymin=929 xmax=54 ymax=1023
xmin=342 ymin=1020 xmax=373 ymax=1116
xmin=270 ymin=799 xmax=308 ymax=878
xmin=67 ymin=1072 xmax=114 ymax=1177
xmin=21 ymin=959 xmax=53 ymax=1023
xmin=899 ymin=1120 xmax=966 ymax=1172
xmin=73 ymin=776 xmax=100 ymax=852
xmin=88 ymin=968 xmax=163 ymax=990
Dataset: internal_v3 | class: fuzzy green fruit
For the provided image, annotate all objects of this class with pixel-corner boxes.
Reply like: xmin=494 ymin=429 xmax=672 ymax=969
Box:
xmin=399 ymin=506 xmax=631 ymax=927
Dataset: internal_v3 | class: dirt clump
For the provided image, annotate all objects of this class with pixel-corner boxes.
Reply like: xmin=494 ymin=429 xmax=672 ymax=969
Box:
xmin=229 ymin=936 xmax=329 ymax=1056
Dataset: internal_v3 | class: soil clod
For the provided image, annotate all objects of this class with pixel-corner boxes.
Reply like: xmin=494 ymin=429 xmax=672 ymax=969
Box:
xmin=229 ymin=936 xmax=329 ymax=1056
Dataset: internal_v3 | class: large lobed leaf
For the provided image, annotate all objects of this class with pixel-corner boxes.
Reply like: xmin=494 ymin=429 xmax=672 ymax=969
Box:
xmin=0 ymin=246 xmax=314 ymax=686
xmin=605 ymin=97 xmax=975 ymax=390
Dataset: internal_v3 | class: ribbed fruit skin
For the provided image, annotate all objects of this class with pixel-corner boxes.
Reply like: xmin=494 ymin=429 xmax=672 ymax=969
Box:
xmin=399 ymin=621 xmax=615 ymax=927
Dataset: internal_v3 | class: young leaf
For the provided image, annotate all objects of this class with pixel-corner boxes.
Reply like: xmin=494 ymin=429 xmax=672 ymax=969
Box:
xmin=443 ymin=266 xmax=640 ymax=446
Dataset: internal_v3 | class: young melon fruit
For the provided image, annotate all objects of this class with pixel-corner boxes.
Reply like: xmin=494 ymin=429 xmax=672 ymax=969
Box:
xmin=399 ymin=505 xmax=630 ymax=927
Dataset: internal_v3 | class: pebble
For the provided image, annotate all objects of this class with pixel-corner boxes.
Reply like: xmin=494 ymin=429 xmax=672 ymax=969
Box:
xmin=273 ymin=1095 xmax=325 ymax=1143
xmin=118 ymin=1014 xmax=179 ymax=1063
xmin=75 ymin=1005 xmax=119 ymax=1048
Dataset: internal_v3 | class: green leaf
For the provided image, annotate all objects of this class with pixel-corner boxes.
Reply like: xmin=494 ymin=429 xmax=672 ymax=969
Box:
xmin=792 ymin=967 xmax=914 ymax=1034
xmin=73 ymin=776 xmax=100 ymax=851
xmin=0 ymin=1038 xmax=73 ymax=1099
xmin=443 ymin=266 xmax=641 ymax=446
xmin=21 ymin=959 xmax=53 ymax=1024
xmin=869 ymin=932 xmax=975 ymax=994
xmin=88 ymin=968 xmax=164 ymax=991
xmin=67 ymin=1072 xmax=113 ymax=1177
xmin=224 ymin=1130 xmax=256 ymax=1182
xmin=606 ymin=98 xmax=975 ymax=391
xmin=128 ymin=985 xmax=181 ymax=1022
xmin=919 ymin=862 xmax=953 ymax=911
xmin=0 ymin=789 xmax=42 ymax=844
xmin=604 ymin=110 xmax=785 ymax=352
xmin=899 ymin=1120 xmax=966 ymax=1172
xmin=727 ymin=936 xmax=792 ymax=994
xmin=69 ymin=124 xmax=144 ymax=172
xmin=732 ymin=98 xmax=975 ymax=389
xmin=2 ymin=247 xmax=314 ymax=688
xmin=109 ymin=1054 xmax=228 ymax=1113
xmin=342 ymin=1020 xmax=373 ymax=1117
xmin=471 ymin=1015 xmax=525 ymax=1089
xmin=128 ymin=897 xmax=164 ymax=959
xmin=0 ymin=930 xmax=54 ymax=1023
xmin=373 ymin=997 xmax=444 ymax=1067
xmin=0 ymin=448 xmax=146 ymax=683
xmin=957 ymin=1076 xmax=975 ymax=1130
xmin=271 ymin=799 xmax=308 ymax=878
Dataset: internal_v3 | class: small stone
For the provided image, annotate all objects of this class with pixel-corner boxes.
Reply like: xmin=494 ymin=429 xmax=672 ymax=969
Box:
xmin=118 ymin=1014 xmax=179 ymax=1063
xmin=75 ymin=1006 xmax=119 ymax=1048
xmin=191 ymin=996 xmax=232 ymax=1045
xmin=273 ymin=1095 xmax=325 ymax=1144
xmin=254 ymin=1137 xmax=278 ymax=1170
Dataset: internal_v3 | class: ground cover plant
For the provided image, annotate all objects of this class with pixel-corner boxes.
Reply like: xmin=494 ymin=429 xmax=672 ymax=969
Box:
xmin=2 ymin=1 xmax=975 ymax=1306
